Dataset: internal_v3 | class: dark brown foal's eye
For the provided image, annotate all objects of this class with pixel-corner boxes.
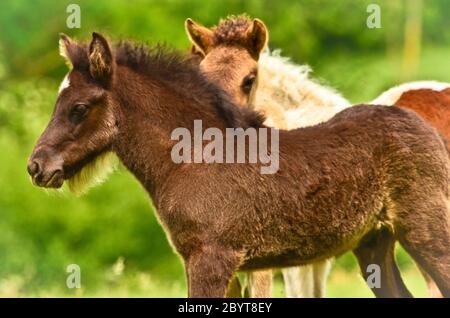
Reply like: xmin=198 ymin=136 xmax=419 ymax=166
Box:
xmin=69 ymin=103 xmax=89 ymax=124
xmin=241 ymin=74 xmax=256 ymax=95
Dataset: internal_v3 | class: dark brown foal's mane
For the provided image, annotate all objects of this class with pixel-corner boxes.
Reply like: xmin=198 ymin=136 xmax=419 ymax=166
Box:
xmin=113 ymin=41 xmax=265 ymax=128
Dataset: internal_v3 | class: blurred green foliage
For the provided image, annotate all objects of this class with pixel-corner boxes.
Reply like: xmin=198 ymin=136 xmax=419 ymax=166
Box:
xmin=0 ymin=0 xmax=448 ymax=297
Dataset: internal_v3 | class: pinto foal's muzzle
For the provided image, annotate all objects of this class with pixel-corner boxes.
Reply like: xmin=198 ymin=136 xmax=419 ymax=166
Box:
xmin=27 ymin=146 xmax=65 ymax=189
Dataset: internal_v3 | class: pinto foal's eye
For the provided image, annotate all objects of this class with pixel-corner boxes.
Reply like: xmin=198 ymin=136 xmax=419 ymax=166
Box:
xmin=241 ymin=74 xmax=256 ymax=95
xmin=69 ymin=104 xmax=89 ymax=124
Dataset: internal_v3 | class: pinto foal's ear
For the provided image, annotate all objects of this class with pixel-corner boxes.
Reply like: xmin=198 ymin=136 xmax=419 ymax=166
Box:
xmin=185 ymin=18 xmax=214 ymax=56
xmin=246 ymin=19 xmax=268 ymax=59
xmin=190 ymin=45 xmax=205 ymax=58
xmin=88 ymin=32 xmax=114 ymax=87
xmin=59 ymin=33 xmax=88 ymax=69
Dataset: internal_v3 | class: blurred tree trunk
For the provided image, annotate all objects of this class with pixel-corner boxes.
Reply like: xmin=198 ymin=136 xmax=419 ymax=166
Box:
xmin=402 ymin=0 xmax=423 ymax=81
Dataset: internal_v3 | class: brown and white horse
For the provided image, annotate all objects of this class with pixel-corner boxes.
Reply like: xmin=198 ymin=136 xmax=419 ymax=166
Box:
xmin=373 ymin=82 xmax=450 ymax=152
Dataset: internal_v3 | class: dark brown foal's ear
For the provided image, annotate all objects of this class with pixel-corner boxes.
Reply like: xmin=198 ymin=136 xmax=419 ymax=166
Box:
xmin=59 ymin=33 xmax=88 ymax=69
xmin=185 ymin=18 xmax=214 ymax=56
xmin=246 ymin=19 xmax=268 ymax=60
xmin=88 ymin=32 xmax=114 ymax=87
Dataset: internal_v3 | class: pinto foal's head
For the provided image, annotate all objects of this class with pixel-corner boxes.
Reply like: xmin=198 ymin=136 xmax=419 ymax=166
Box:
xmin=185 ymin=16 xmax=268 ymax=107
xmin=27 ymin=33 xmax=119 ymax=194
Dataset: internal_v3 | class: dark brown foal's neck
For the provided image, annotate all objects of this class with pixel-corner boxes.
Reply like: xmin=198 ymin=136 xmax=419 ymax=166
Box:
xmin=110 ymin=53 xmax=264 ymax=204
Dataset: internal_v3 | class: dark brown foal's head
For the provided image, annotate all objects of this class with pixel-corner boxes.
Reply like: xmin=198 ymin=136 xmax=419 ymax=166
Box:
xmin=27 ymin=33 xmax=119 ymax=194
xmin=185 ymin=16 xmax=268 ymax=107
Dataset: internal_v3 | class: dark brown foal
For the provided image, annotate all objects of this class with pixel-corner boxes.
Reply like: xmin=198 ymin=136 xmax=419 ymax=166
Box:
xmin=28 ymin=33 xmax=450 ymax=297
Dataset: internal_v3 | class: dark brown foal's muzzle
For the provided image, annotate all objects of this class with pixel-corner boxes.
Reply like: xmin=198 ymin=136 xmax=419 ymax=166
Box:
xmin=27 ymin=146 xmax=65 ymax=188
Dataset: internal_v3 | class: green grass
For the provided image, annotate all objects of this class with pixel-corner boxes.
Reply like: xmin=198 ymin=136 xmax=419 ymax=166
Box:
xmin=0 ymin=268 xmax=427 ymax=298
xmin=312 ymin=46 xmax=450 ymax=104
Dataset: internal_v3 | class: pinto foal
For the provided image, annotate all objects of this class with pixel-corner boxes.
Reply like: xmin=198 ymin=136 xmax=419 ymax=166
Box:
xmin=28 ymin=33 xmax=450 ymax=298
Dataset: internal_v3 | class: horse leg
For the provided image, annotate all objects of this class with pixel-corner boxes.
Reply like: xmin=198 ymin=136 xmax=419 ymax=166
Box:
xmin=417 ymin=264 xmax=443 ymax=298
xmin=247 ymin=270 xmax=273 ymax=298
xmin=353 ymin=227 xmax=413 ymax=298
xmin=225 ymin=276 xmax=243 ymax=298
xmin=186 ymin=248 xmax=241 ymax=298
xmin=282 ymin=265 xmax=314 ymax=297
xmin=313 ymin=259 xmax=332 ymax=298
xmin=395 ymin=197 xmax=450 ymax=298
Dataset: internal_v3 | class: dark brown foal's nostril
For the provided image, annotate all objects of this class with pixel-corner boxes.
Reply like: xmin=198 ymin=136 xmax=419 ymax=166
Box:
xmin=27 ymin=161 xmax=40 ymax=177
